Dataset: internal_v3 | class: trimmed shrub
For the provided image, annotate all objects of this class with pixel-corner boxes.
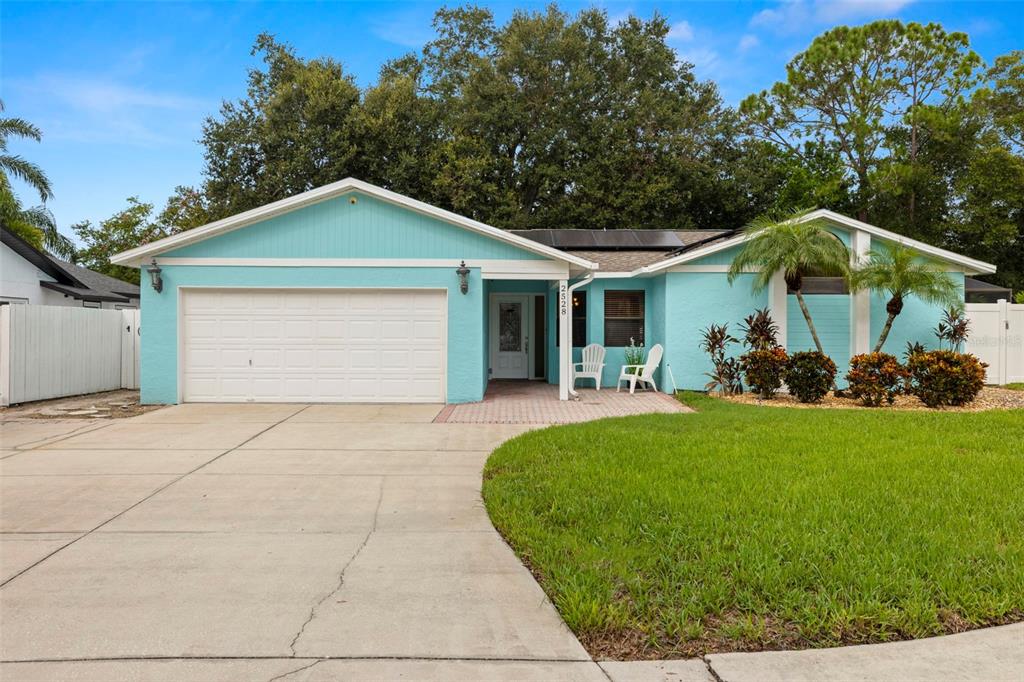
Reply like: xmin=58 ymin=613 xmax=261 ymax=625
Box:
xmin=906 ymin=350 xmax=987 ymax=407
xmin=846 ymin=353 xmax=907 ymax=406
xmin=785 ymin=351 xmax=837 ymax=403
xmin=741 ymin=347 xmax=788 ymax=399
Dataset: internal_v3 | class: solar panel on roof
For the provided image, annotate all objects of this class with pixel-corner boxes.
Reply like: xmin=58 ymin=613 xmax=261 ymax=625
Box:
xmin=634 ymin=231 xmax=685 ymax=248
xmin=526 ymin=230 xmax=557 ymax=247
xmin=549 ymin=231 xmax=598 ymax=249
xmin=592 ymin=230 xmax=643 ymax=248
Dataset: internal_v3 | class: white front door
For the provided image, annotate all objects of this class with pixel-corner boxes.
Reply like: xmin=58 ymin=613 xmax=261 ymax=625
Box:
xmin=490 ymin=294 xmax=529 ymax=379
xmin=181 ymin=288 xmax=446 ymax=403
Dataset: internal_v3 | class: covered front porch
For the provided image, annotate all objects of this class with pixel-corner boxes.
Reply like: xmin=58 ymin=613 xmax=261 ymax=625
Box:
xmin=437 ymin=380 xmax=688 ymax=424
xmin=483 ymin=275 xmax=587 ymax=402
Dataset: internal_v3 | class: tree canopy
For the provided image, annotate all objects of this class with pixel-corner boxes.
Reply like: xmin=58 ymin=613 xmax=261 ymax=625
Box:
xmin=20 ymin=8 xmax=1022 ymax=293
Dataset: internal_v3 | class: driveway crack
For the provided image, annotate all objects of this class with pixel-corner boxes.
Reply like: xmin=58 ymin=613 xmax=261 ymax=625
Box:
xmin=287 ymin=476 xmax=385 ymax=656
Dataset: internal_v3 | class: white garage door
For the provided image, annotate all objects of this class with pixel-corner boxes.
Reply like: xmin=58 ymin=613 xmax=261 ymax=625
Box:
xmin=181 ymin=289 xmax=446 ymax=403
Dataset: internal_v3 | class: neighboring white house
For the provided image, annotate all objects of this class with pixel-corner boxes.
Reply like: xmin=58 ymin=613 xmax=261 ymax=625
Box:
xmin=1 ymin=226 xmax=140 ymax=308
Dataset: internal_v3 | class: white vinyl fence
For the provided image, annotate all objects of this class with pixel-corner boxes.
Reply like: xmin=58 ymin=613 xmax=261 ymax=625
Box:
xmin=964 ymin=299 xmax=1024 ymax=385
xmin=0 ymin=305 xmax=140 ymax=406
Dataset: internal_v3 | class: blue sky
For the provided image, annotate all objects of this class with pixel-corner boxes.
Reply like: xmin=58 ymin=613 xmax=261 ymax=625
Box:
xmin=1 ymin=1 xmax=1019 ymax=237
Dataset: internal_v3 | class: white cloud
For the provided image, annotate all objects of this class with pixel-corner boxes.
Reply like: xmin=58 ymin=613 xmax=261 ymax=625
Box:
xmin=750 ymin=0 xmax=810 ymax=32
xmin=678 ymin=47 xmax=722 ymax=76
xmin=667 ymin=20 xmax=695 ymax=42
xmin=10 ymin=73 xmax=207 ymax=146
xmin=750 ymin=0 xmax=915 ymax=33
xmin=368 ymin=8 xmax=438 ymax=49
xmin=814 ymin=0 xmax=915 ymax=22
xmin=738 ymin=34 xmax=761 ymax=52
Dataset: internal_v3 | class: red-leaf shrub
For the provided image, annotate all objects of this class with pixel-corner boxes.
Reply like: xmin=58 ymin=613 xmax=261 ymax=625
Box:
xmin=846 ymin=353 xmax=907 ymax=406
xmin=906 ymin=350 xmax=987 ymax=407
xmin=741 ymin=347 xmax=788 ymax=399
xmin=785 ymin=351 xmax=837 ymax=403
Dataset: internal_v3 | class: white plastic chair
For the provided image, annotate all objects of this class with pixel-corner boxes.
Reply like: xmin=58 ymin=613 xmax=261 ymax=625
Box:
xmin=572 ymin=343 xmax=606 ymax=390
xmin=617 ymin=344 xmax=663 ymax=394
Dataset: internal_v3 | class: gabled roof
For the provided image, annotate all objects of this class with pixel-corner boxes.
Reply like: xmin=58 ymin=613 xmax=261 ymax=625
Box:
xmin=636 ymin=209 xmax=997 ymax=276
xmin=111 ymin=178 xmax=598 ymax=269
xmin=2 ymin=225 xmax=139 ymax=303
xmin=1 ymin=226 xmax=69 ymax=283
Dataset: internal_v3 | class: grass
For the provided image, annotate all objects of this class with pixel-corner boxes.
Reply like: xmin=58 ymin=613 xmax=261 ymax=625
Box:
xmin=482 ymin=393 xmax=1024 ymax=659
xmin=1006 ymin=383 xmax=1024 ymax=391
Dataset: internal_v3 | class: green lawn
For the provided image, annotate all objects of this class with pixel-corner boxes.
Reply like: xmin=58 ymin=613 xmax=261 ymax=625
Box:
xmin=1007 ymin=382 xmax=1024 ymax=391
xmin=482 ymin=393 xmax=1024 ymax=659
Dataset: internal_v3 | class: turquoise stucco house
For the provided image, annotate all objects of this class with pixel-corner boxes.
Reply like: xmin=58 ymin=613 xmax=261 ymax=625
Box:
xmin=111 ymin=178 xmax=996 ymax=405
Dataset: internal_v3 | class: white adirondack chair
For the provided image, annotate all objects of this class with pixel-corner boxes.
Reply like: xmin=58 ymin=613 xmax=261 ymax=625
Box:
xmin=617 ymin=343 xmax=664 ymax=394
xmin=572 ymin=343 xmax=606 ymax=390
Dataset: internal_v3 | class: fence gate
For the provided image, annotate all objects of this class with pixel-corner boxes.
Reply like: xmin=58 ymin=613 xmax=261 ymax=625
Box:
xmin=964 ymin=300 xmax=1024 ymax=385
xmin=120 ymin=309 xmax=141 ymax=390
xmin=0 ymin=305 xmax=142 ymax=406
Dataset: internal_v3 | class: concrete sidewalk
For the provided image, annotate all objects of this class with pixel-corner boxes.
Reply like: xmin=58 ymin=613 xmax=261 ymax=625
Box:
xmin=599 ymin=624 xmax=1024 ymax=682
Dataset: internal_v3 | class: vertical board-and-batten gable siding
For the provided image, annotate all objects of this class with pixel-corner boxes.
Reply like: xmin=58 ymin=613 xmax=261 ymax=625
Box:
xmin=163 ymin=193 xmax=546 ymax=261
xmin=787 ymin=295 xmax=852 ymax=385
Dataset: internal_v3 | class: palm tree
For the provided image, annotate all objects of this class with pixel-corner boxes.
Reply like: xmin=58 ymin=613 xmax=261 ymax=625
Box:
xmin=727 ymin=208 xmax=850 ymax=354
xmin=0 ymin=177 xmax=75 ymax=259
xmin=849 ymin=244 xmax=961 ymax=353
xmin=0 ymin=101 xmax=52 ymax=202
xmin=0 ymin=101 xmax=74 ymax=259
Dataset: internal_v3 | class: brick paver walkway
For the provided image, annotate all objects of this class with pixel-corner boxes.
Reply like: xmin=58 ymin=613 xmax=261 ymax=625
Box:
xmin=435 ymin=381 xmax=690 ymax=424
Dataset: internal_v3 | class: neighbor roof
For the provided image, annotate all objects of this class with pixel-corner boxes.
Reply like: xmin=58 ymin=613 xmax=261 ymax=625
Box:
xmin=111 ymin=178 xmax=598 ymax=269
xmin=2 ymin=225 xmax=139 ymax=303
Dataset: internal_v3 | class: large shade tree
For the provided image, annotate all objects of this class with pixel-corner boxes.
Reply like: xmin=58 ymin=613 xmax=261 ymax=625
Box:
xmin=727 ymin=209 xmax=850 ymax=354
xmin=191 ymin=9 xmax=751 ymax=231
xmin=849 ymin=244 xmax=961 ymax=352
xmin=740 ymin=21 xmax=981 ymax=226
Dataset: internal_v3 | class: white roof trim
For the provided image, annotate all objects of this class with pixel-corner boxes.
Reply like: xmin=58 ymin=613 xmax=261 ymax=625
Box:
xmin=636 ymin=209 xmax=995 ymax=275
xmin=110 ymin=178 xmax=597 ymax=269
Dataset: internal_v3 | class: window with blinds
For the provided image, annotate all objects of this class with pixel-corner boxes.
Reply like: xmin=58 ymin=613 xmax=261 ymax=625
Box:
xmin=604 ymin=290 xmax=644 ymax=346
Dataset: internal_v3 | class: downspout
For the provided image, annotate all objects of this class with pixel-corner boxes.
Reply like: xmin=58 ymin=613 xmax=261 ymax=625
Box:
xmin=566 ymin=273 xmax=595 ymax=400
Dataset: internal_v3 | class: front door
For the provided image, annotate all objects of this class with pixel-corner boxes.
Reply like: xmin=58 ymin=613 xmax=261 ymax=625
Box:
xmin=490 ymin=294 xmax=529 ymax=379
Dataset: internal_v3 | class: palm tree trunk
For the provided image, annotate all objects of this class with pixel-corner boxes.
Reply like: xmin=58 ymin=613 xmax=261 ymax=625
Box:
xmin=873 ymin=313 xmax=897 ymax=353
xmin=794 ymin=290 xmax=824 ymax=354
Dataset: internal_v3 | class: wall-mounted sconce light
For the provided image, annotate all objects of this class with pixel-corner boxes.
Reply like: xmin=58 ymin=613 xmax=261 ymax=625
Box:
xmin=455 ymin=260 xmax=470 ymax=295
xmin=146 ymin=259 xmax=163 ymax=293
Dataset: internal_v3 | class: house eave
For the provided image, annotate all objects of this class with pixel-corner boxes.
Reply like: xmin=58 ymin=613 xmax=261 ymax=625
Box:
xmin=39 ymin=281 xmax=132 ymax=303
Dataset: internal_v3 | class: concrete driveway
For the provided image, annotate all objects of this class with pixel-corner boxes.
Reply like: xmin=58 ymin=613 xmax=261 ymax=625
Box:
xmin=0 ymin=404 xmax=605 ymax=681
xmin=3 ymin=406 xmax=1020 ymax=682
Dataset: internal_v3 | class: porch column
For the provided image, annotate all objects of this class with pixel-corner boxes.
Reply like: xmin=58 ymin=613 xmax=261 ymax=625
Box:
xmin=850 ymin=230 xmax=871 ymax=356
xmin=558 ymin=279 xmax=571 ymax=400
xmin=768 ymin=269 xmax=788 ymax=349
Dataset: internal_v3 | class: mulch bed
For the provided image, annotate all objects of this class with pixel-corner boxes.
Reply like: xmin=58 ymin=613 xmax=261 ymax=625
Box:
xmin=718 ymin=386 xmax=1024 ymax=412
